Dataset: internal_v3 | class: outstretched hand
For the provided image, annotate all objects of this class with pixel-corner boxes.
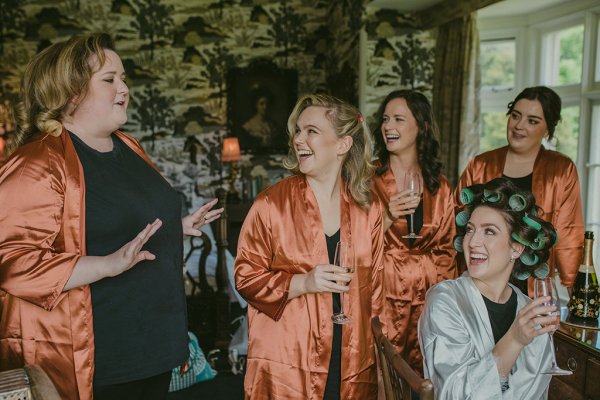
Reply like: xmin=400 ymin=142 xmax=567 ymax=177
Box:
xmin=509 ymin=296 xmax=558 ymax=347
xmin=105 ymin=218 xmax=163 ymax=277
xmin=182 ymin=198 xmax=224 ymax=236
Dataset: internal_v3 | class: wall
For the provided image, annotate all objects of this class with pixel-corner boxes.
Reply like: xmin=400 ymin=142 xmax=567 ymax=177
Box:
xmin=0 ymin=0 xmax=364 ymax=201
xmin=0 ymin=0 xmax=436 ymax=201
xmin=361 ymin=6 xmax=436 ymax=125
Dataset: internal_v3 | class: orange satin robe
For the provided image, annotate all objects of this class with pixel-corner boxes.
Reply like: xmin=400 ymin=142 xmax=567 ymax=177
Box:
xmin=455 ymin=146 xmax=584 ymax=288
xmin=0 ymin=129 xmax=157 ymax=400
xmin=234 ymin=175 xmax=384 ymax=399
xmin=371 ymin=166 xmax=456 ymax=375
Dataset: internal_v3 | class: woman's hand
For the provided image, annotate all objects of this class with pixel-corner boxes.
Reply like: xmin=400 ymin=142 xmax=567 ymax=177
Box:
xmin=303 ymin=264 xmax=351 ymax=293
xmin=509 ymin=296 xmax=558 ymax=346
xmin=387 ymin=189 xmax=420 ymax=220
xmin=289 ymin=265 xmax=351 ymax=299
xmin=104 ymin=219 xmax=163 ymax=277
xmin=182 ymin=198 xmax=224 ymax=236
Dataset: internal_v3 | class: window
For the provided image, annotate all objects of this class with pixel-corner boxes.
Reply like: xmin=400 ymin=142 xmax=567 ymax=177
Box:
xmin=586 ymin=103 xmax=600 ymax=254
xmin=541 ymin=24 xmax=585 ymax=86
xmin=481 ymin=39 xmax=516 ymax=90
xmin=480 ymin=111 xmax=507 ymax=153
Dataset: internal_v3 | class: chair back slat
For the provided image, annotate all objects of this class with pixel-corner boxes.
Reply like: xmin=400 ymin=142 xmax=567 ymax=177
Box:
xmin=371 ymin=317 xmax=434 ymax=400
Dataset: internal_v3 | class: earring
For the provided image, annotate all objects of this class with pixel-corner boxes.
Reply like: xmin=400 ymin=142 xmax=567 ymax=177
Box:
xmin=509 ymin=253 xmax=518 ymax=263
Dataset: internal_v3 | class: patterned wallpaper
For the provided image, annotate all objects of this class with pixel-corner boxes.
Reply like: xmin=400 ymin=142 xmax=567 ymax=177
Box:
xmin=0 ymin=0 xmax=434 ymax=202
xmin=363 ymin=7 xmax=436 ymax=125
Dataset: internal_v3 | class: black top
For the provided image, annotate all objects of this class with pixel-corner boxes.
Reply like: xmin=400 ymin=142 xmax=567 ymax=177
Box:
xmin=404 ymin=198 xmax=423 ymax=246
xmin=324 ymin=230 xmax=341 ymax=400
xmin=482 ymin=289 xmax=518 ymax=344
xmin=70 ymin=132 xmax=188 ymax=385
xmin=502 ymin=173 xmax=533 ymax=193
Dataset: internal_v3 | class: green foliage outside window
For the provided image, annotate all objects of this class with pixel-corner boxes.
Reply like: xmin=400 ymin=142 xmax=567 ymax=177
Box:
xmin=554 ymin=106 xmax=580 ymax=162
xmin=480 ymin=111 xmax=507 ymax=154
xmin=481 ymin=40 xmax=515 ymax=88
xmin=558 ymin=25 xmax=584 ymax=85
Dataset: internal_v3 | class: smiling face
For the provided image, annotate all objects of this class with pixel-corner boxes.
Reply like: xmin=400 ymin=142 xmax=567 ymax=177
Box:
xmin=70 ymin=49 xmax=129 ymax=136
xmin=506 ymin=99 xmax=548 ymax=155
xmin=293 ymin=106 xmax=349 ymax=179
xmin=380 ymin=97 xmax=419 ymax=156
xmin=463 ymin=206 xmax=524 ymax=290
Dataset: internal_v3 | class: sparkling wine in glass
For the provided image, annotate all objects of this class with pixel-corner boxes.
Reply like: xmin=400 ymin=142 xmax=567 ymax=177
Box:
xmin=332 ymin=242 xmax=354 ymax=325
xmin=401 ymin=170 xmax=422 ymax=239
xmin=534 ymin=277 xmax=572 ymax=376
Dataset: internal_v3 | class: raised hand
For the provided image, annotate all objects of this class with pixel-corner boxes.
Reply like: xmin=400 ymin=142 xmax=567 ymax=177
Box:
xmin=105 ymin=218 xmax=163 ymax=277
xmin=388 ymin=189 xmax=420 ymax=220
xmin=509 ymin=296 xmax=558 ymax=346
xmin=182 ymin=198 xmax=224 ymax=236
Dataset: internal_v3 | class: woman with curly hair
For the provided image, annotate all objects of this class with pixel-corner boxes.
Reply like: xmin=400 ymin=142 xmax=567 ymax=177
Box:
xmin=419 ymin=177 xmax=555 ymax=399
xmin=371 ymin=90 xmax=456 ymax=375
xmin=235 ymin=94 xmax=384 ymax=399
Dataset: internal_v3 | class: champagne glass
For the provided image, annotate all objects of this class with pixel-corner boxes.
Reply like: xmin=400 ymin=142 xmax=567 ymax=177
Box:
xmin=401 ymin=170 xmax=422 ymax=239
xmin=534 ymin=276 xmax=572 ymax=375
xmin=332 ymin=242 xmax=354 ymax=325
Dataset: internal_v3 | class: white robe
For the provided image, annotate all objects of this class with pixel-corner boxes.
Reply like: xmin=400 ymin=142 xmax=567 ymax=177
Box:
xmin=418 ymin=276 xmax=552 ymax=400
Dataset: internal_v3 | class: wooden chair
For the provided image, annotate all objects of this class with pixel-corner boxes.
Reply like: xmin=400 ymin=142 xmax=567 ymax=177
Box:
xmin=372 ymin=316 xmax=434 ymax=400
xmin=0 ymin=365 xmax=60 ymax=400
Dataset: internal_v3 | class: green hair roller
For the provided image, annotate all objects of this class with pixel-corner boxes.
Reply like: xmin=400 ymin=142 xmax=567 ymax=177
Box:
xmin=511 ymin=232 xmax=531 ymax=247
xmin=483 ymin=189 xmax=501 ymax=203
xmin=508 ymin=194 xmax=527 ymax=211
xmin=459 ymin=188 xmax=474 ymax=205
xmin=522 ymin=213 xmax=542 ymax=231
xmin=519 ymin=250 xmax=539 ymax=266
xmin=453 ymin=236 xmax=464 ymax=252
xmin=513 ymin=269 xmax=531 ymax=281
xmin=533 ymin=263 xmax=550 ymax=279
xmin=455 ymin=210 xmax=470 ymax=227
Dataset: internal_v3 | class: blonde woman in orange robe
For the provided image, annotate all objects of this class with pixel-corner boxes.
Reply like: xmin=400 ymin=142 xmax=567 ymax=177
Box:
xmin=234 ymin=94 xmax=384 ymax=399
xmin=370 ymin=90 xmax=457 ymax=376
xmin=455 ymin=86 xmax=584 ymax=293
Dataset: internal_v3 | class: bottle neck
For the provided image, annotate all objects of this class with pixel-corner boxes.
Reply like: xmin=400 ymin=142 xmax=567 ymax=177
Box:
xmin=580 ymin=238 xmax=595 ymax=272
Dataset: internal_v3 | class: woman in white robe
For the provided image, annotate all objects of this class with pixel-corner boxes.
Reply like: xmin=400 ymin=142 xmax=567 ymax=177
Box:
xmin=419 ymin=177 xmax=557 ymax=400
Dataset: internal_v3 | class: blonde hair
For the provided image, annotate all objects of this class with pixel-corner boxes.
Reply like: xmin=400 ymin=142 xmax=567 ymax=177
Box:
xmin=13 ymin=33 xmax=114 ymax=150
xmin=283 ymin=94 xmax=374 ymax=208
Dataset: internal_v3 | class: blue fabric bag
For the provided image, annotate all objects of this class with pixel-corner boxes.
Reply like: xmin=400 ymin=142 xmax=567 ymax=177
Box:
xmin=168 ymin=331 xmax=217 ymax=392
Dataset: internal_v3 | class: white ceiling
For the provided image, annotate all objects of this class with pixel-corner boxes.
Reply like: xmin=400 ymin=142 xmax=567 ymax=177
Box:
xmin=368 ymin=0 xmax=571 ymax=17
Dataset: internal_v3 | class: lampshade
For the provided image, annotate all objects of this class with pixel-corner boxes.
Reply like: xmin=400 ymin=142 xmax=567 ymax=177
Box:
xmin=221 ymin=137 xmax=241 ymax=162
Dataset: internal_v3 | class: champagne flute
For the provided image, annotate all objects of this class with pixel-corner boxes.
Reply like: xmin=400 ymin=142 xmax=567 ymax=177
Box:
xmin=401 ymin=170 xmax=422 ymax=239
xmin=332 ymin=242 xmax=354 ymax=325
xmin=533 ymin=276 xmax=572 ymax=375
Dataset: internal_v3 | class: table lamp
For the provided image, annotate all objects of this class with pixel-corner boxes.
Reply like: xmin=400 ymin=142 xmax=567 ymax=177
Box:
xmin=221 ymin=136 xmax=241 ymax=200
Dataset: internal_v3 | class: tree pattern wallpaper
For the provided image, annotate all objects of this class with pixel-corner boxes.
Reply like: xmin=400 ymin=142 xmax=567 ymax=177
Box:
xmin=0 ymin=0 xmax=434 ymax=201
xmin=363 ymin=6 xmax=436 ymax=123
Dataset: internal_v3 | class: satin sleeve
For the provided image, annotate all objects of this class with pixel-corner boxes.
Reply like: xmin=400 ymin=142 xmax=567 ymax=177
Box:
xmin=419 ymin=287 xmax=503 ymax=400
xmin=234 ymin=193 xmax=292 ymax=321
xmin=370 ymin=199 xmax=385 ymax=318
xmin=553 ymin=162 xmax=584 ymax=287
xmin=0 ymin=144 xmax=79 ymax=310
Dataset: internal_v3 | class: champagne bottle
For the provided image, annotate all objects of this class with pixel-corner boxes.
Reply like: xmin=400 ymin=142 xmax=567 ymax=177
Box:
xmin=568 ymin=231 xmax=600 ymax=322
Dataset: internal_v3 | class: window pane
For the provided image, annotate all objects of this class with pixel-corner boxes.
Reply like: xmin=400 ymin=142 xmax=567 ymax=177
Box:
xmin=481 ymin=40 xmax=515 ymax=89
xmin=542 ymin=25 xmax=584 ymax=85
xmin=596 ymin=20 xmax=600 ymax=82
xmin=480 ymin=111 xmax=507 ymax=153
xmin=552 ymin=105 xmax=580 ymax=162
xmin=586 ymin=103 xmax=600 ymax=253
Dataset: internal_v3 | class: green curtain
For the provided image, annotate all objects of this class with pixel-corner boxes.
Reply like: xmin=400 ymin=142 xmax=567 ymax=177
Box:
xmin=432 ymin=13 xmax=480 ymax=187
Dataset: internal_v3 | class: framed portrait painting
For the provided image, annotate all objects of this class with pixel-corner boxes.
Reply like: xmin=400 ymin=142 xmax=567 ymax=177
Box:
xmin=227 ymin=60 xmax=298 ymax=154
